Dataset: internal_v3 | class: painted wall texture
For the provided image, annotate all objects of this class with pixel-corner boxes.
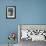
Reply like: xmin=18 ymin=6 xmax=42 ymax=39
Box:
xmin=0 ymin=0 xmax=46 ymax=44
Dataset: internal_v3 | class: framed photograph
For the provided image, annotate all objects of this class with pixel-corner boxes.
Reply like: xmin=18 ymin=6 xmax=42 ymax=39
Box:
xmin=6 ymin=6 xmax=16 ymax=19
xmin=18 ymin=24 xmax=46 ymax=42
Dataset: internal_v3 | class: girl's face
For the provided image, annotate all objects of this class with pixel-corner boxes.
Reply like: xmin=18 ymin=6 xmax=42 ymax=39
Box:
xmin=8 ymin=11 xmax=12 ymax=16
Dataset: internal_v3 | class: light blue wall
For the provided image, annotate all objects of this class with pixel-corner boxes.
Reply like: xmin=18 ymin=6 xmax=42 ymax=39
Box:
xmin=0 ymin=0 xmax=46 ymax=44
xmin=0 ymin=0 xmax=17 ymax=44
xmin=16 ymin=0 xmax=46 ymax=24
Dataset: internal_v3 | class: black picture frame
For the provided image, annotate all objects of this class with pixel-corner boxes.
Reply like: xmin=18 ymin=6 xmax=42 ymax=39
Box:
xmin=6 ymin=6 xmax=16 ymax=19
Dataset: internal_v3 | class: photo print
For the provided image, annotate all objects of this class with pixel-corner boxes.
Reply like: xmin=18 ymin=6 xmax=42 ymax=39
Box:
xmin=6 ymin=6 xmax=16 ymax=19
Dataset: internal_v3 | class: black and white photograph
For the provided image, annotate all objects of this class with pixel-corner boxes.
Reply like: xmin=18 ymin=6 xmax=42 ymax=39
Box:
xmin=18 ymin=24 xmax=46 ymax=46
xmin=6 ymin=6 xmax=16 ymax=19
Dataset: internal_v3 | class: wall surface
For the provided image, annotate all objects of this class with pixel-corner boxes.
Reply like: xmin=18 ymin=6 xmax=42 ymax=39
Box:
xmin=0 ymin=0 xmax=46 ymax=45
xmin=0 ymin=0 xmax=18 ymax=44
xmin=16 ymin=0 xmax=46 ymax=24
